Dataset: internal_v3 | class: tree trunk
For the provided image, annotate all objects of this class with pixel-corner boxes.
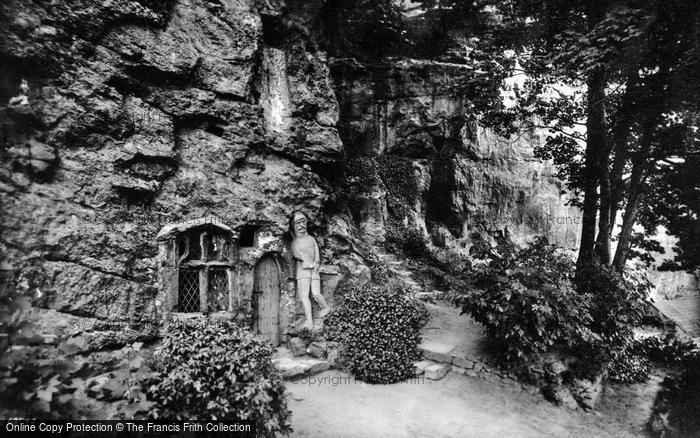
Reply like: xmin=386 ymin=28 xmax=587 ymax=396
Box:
xmin=577 ymin=1 xmax=609 ymax=271
xmin=612 ymin=120 xmax=655 ymax=272
xmin=608 ymin=130 xmax=630 ymax=231
xmin=595 ymin=152 xmax=612 ymax=264
xmin=577 ymin=67 xmax=607 ymax=270
xmin=612 ymin=166 xmax=648 ymax=272
xmin=605 ymin=75 xmax=638 ymax=250
xmin=612 ymin=57 xmax=669 ymax=272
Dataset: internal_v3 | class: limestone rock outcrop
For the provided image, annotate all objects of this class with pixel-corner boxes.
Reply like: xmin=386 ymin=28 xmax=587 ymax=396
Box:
xmin=331 ymin=58 xmax=582 ymax=254
xmin=0 ymin=0 xmax=346 ymax=349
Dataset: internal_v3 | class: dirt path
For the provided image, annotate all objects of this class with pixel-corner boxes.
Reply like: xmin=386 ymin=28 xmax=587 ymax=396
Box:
xmin=286 ymin=369 xmax=651 ymax=438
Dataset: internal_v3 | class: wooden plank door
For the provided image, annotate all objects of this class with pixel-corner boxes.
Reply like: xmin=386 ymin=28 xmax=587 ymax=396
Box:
xmin=254 ymin=256 xmax=280 ymax=346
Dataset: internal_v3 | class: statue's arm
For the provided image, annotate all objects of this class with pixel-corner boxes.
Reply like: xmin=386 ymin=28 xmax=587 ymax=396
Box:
xmin=291 ymin=239 xmax=304 ymax=261
xmin=313 ymin=238 xmax=321 ymax=270
xmin=315 ymin=240 xmax=321 ymax=264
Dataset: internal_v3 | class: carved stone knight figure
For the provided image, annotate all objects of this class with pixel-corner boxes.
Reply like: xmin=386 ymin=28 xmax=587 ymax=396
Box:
xmin=289 ymin=210 xmax=331 ymax=330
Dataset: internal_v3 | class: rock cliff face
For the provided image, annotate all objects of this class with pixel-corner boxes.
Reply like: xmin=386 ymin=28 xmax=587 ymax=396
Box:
xmin=331 ymin=58 xmax=582 ymax=255
xmin=646 ymin=230 xmax=700 ymax=300
xmin=0 ymin=0 xmax=355 ymax=349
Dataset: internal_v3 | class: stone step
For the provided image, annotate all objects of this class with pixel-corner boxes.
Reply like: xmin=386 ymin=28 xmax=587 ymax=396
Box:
xmin=420 ymin=341 xmax=487 ymax=368
xmin=272 ymin=357 xmax=331 ymax=379
xmin=413 ymin=359 xmax=437 ymax=375
xmin=425 ymin=363 xmax=450 ymax=380
xmin=450 ymin=364 xmax=479 ymax=378
xmin=273 ymin=346 xmax=294 ymax=360
xmin=413 ymin=359 xmax=450 ymax=380
xmin=419 ymin=341 xmax=454 ymax=364
xmin=419 ymin=341 xmax=509 ymax=382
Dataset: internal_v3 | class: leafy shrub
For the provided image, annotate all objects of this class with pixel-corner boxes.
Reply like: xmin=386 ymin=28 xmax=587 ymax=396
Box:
xmin=623 ymin=259 xmax=655 ymax=298
xmin=385 ymin=222 xmax=428 ymax=259
xmin=607 ymin=336 xmax=696 ymax=384
xmin=376 ymin=155 xmax=419 ymax=217
xmin=607 ymin=351 xmax=651 ymax=383
xmin=462 ymin=237 xmax=656 ymax=379
xmin=343 ymin=154 xmax=419 ymax=215
xmin=468 ymin=282 xmax=594 ymax=365
xmin=416 ymin=263 xmax=470 ymax=294
xmin=576 ymin=261 xmax=649 ymax=344
xmin=575 ymin=262 xmax=655 ymax=383
xmin=147 ymin=319 xmax=291 ymax=436
xmin=468 ymin=233 xmax=497 ymax=259
xmin=633 ymin=335 xmax=697 ymax=363
xmin=363 ymin=251 xmax=390 ymax=282
xmin=461 ymin=238 xmax=594 ymax=364
xmin=1 ymin=286 xmax=289 ymax=431
xmin=324 ymin=283 xmax=429 ymax=384
xmin=342 ymin=157 xmax=381 ymax=197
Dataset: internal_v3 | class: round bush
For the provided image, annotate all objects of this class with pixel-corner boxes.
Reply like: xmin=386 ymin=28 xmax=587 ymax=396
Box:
xmin=147 ymin=319 xmax=291 ymax=436
xmin=324 ymin=283 xmax=429 ymax=384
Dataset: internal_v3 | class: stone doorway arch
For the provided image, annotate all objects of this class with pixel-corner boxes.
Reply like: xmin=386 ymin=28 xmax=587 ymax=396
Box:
xmin=253 ymin=253 xmax=282 ymax=346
